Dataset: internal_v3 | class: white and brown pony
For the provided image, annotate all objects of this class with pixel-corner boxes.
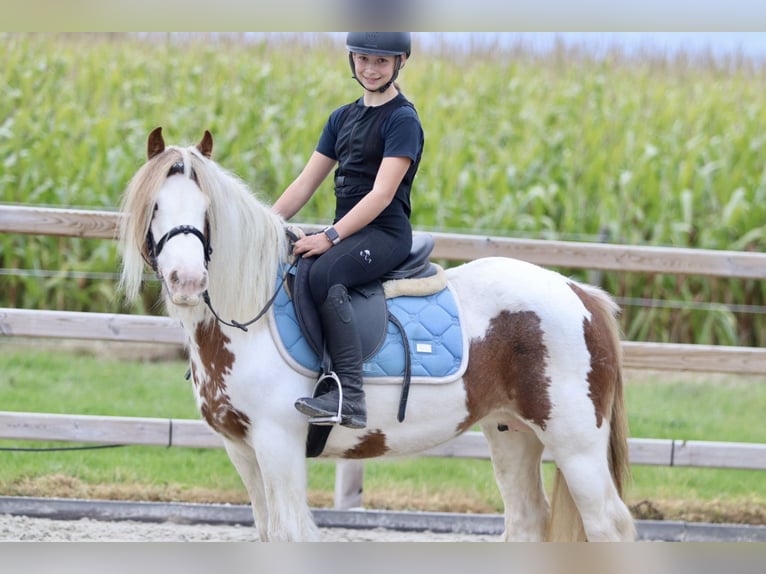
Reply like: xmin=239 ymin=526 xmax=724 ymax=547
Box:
xmin=119 ymin=127 xmax=635 ymax=542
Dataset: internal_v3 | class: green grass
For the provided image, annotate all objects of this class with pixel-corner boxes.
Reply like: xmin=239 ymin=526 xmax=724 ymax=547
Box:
xmin=624 ymin=372 xmax=766 ymax=509
xmin=1 ymin=343 xmax=764 ymax=522
xmin=1 ymin=343 xmax=245 ymax=493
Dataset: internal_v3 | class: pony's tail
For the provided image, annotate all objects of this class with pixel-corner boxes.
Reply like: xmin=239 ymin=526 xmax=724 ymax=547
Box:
xmin=602 ymin=289 xmax=632 ymax=507
xmin=609 ymin=363 xmax=631 ymax=498
xmin=606 ymin=360 xmax=637 ymax=541
xmin=545 ymin=469 xmax=586 ymax=542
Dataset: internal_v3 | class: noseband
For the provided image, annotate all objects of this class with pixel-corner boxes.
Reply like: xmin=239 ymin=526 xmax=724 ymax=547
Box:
xmin=145 ymin=161 xmax=295 ymax=332
xmin=146 ymin=222 xmax=212 ymax=273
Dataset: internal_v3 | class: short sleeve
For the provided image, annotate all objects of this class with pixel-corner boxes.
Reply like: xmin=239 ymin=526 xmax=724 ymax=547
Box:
xmin=382 ymin=106 xmax=423 ymax=163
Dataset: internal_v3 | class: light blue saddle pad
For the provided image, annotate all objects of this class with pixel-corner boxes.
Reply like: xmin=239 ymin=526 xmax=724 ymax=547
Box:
xmin=271 ymin=277 xmax=466 ymax=382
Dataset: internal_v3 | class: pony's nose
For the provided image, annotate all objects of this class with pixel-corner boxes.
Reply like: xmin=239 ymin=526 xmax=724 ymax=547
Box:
xmin=166 ymin=268 xmax=208 ymax=305
xmin=168 ymin=268 xmax=208 ymax=287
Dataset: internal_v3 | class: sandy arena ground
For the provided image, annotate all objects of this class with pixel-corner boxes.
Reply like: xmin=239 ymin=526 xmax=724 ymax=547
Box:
xmin=0 ymin=513 xmax=496 ymax=542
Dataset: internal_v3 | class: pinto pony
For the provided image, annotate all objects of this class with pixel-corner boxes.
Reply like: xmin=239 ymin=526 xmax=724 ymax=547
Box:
xmin=118 ymin=128 xmax=635 ymax=541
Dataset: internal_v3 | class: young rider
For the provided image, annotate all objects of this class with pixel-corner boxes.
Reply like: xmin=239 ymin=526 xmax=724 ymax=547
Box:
xmin=272 ymin=32 xmax=424 ymax=429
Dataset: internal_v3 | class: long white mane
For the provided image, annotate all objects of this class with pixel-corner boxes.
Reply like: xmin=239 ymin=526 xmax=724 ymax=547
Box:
xmin=119 ymin=144 xmax=288 ymax=323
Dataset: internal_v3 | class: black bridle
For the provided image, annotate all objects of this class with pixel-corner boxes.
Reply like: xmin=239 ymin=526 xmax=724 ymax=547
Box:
xmin=146 ymin=223 xmax=213 ymax=273
xmin=145 ymin=161 xmax=295 ymax=332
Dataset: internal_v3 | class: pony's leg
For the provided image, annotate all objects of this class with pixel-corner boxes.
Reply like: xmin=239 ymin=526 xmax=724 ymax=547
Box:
xmin=250 ymin=421 xmax=321 ymax=542
xmin=480 ymin=422 xmax=549 ymax=541
xmin=548 ymin=432 xmax=635 ymax=542
xmin=222 ymin=437 xmax=270 ymax=541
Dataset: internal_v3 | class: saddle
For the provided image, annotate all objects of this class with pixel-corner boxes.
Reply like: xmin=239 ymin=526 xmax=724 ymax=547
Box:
xmin=286 ymin=233 xmax=439 ymax=457
xmin=288 ymin=233 xmax=439 ymax=363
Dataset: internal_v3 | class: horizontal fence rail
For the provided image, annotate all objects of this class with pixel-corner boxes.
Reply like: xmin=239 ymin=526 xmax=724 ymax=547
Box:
xmin=4 ymin=204 xmax=766 ymax=277
xmin=1 ymin=308 xmax=185 ymax=345
xmin=4 ymin=307 xmax=766 ymax=375
xmin=0 ymin=205 xmax=120 ymax=240
xmin=0 ymin=411 xmax=223 ymax=449
xmin=2 ymin=411 xmax=765 ymax=471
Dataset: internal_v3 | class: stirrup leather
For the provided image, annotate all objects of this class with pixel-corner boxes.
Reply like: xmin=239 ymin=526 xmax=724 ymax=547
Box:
xmin=307 ymin=371 xmax=343 ymax=426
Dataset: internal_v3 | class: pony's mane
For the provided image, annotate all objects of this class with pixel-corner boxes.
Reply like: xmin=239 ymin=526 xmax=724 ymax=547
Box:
xmin=119 ymin=144 xmax=288 ymax=323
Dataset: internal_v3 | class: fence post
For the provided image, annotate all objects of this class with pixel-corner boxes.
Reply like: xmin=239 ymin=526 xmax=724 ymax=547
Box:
xmin=334 ymin=460 xmax=365 ymax=509
xmin=587 ymin=225 xmax=611 ymax=288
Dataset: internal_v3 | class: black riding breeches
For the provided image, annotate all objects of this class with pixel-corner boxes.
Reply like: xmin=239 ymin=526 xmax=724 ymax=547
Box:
xmin=307 ymin=226 xmax=412 ymax=307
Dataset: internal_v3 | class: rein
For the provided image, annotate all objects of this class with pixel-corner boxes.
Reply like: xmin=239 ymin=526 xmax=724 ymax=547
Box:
xmin=202 ymin=258 xmax=297 ymax=332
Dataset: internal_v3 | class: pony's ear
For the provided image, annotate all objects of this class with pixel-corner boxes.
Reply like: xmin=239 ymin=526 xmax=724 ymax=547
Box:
xmin=197 ymin=130 xmax=213 ymax=158
xmin=147 ymin=127 xmax=165 ymax=160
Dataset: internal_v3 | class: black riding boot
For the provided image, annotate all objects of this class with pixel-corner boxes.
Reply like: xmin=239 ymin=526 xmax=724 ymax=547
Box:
xmin=294 ymin=284 xmax=367 ymax=429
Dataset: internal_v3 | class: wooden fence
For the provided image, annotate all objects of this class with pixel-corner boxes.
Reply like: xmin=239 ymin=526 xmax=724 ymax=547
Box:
xmin=2 ymin=204 xmax=766 ymax=508
xmin=3 ymin=204 xmax=766 ymax=277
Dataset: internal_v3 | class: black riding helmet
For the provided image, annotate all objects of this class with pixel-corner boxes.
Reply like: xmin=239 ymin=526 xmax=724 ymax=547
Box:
xmin=346 ymin=32 xmax=411 ymax=93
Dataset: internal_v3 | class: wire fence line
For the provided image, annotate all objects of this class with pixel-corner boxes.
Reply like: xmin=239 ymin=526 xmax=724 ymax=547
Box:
xmin=4 ymin=266 xmax=766 ymax=316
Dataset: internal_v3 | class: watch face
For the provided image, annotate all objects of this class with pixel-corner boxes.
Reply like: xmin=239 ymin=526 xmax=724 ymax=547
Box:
xmin=324 ymin=226 xmax=340 ymax=244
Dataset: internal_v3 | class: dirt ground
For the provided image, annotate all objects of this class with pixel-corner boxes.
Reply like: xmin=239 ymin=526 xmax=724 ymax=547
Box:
xmin=0 ymin=513 xmax=494 ymax=542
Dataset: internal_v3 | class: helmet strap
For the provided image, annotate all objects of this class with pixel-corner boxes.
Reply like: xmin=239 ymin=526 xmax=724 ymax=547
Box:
xmin=349 ymin=54 xmax=402 ymax=94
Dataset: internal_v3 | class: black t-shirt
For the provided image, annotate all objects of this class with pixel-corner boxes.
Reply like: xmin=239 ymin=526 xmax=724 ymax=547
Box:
xmin=316 ymin=92 xmax=424 ymax=221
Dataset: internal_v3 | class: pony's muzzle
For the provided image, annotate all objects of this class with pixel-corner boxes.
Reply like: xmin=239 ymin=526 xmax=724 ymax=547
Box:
xmin=171 ymin=292 xmax=202 ymax=306
xmin=165 ymin=267 xmax=208 ymax=306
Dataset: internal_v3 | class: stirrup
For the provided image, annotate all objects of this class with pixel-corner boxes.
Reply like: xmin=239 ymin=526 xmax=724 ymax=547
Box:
xmin=307 ymin=371 xmax=344 ymax=426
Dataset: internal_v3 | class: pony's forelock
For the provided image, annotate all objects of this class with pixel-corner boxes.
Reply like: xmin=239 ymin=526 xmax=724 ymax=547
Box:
xmin=119 ymin=146 xmax=186 ymax=301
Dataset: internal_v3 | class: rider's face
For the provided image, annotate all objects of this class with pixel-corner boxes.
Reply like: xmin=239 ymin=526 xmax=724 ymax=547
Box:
xmin=352 ymin=53 xmax=401 ymax=89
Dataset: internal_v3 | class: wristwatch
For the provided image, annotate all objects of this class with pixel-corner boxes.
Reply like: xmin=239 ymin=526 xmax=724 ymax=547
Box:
xmin=323 ymin=225 xmax=341 ymax=245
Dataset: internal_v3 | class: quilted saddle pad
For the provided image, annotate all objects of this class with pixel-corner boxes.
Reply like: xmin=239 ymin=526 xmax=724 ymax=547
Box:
xmin=269 ymin=278 xmax=468 ymax=385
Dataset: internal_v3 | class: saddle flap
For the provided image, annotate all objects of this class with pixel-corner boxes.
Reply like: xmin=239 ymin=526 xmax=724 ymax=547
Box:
xmin=349 ymin=282 xmax=388 ymax=360
xmin=289 ymin=256 xmax=388 ymax=361
xmin=289 ymin=257 xmax=324 ymax=357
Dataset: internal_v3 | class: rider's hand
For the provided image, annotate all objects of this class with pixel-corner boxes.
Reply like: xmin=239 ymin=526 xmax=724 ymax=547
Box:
xmin=292 ymin=232 xmax=332 ymax=258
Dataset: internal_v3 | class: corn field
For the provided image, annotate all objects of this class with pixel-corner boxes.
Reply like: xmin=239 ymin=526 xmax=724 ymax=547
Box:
xmin=2 ymin=33 xmax=766 ymax=345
